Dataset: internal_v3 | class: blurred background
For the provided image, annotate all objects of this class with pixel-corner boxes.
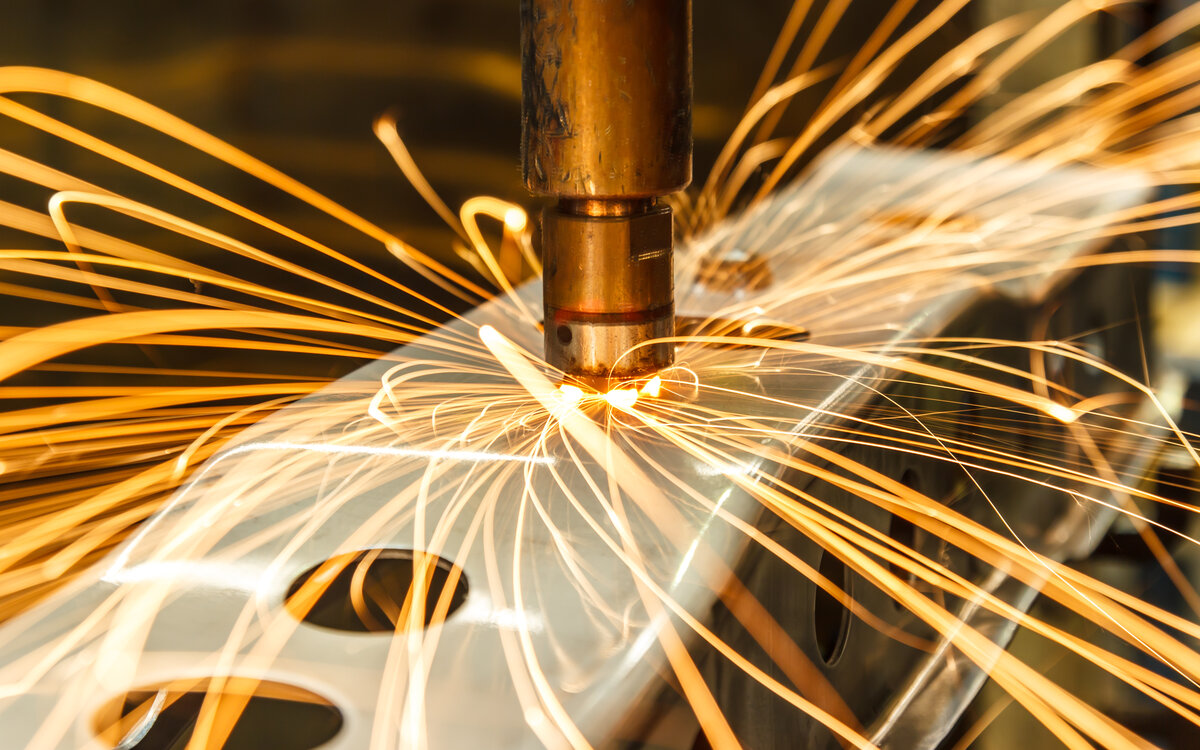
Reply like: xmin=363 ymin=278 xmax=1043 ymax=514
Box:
xmin=0 ymin=0 xmax=968 ymax=296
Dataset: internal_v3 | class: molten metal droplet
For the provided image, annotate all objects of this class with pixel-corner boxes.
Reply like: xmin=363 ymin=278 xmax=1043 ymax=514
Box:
xmin=639 ymin=376 xmax=662 ymax=398
xmin=503 ymin=207 xmax=527 ymax=233
xmin=558 ymin=384 xmax=584 ymax=407
xmin=604 ymin=388 xmax=639 ymax=410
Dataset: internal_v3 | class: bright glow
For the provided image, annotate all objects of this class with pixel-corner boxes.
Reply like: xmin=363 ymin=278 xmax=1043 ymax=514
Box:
xmin=221 ymin=440 xmax=554 ymax=465
xmin=672 ymin=488 xmax=734 ymax=588
xmin=524 ymin=707 xmax=548 ymax=730
xmin=558 ymin=384 xmax=583 ymax=407
xmin=503 ymin=207 xmax=527 ymax=232
xmin=473 ymin=607 xmax=547 ymax=633
xmin=604 ymin=388 xmax=639 ymax=409
xmin=100 ymin=560 xmax=267 ymax=592
xmin=696 ymin=462 xmax=756 ymax=477
xmin=639 ymin=375 xmax=662 ymax=398
xmin=1048 ymin=403 xmax=1079 ymax=424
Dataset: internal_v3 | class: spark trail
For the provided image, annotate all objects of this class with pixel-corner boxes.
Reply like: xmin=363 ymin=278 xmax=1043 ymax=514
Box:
xmin=0 ymin=1 xmax=1199 ymax=748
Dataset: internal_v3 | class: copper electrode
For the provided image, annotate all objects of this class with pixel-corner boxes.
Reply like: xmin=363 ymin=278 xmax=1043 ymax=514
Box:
xmin=521 ymin=0 xmax=693 ymax=387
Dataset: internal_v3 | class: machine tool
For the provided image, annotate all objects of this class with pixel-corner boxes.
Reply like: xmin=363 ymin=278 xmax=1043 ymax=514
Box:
xmin=0 ymin=142 xmax=1158 ymax=749
xmin=0 ymin=4 xmax=1173 ymax=749
xmin=522 ymin=0 xmax=691 ymax=387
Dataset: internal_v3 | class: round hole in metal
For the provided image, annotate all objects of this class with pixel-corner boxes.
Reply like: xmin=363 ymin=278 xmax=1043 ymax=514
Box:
xmin=93 ymin=677 xmax=342 ymax=750
xmin=813 ymin=548 xmax=852 ymax=666
xmin=285 ymin=548 xmax=468 ymax=633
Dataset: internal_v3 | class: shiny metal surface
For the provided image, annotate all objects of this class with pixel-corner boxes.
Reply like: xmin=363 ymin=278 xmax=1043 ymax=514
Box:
xmin=522 ymin=0 xmax=691 ymax=383
xmin=687 ymin=146 xmax=1156 ymax=748
xmin=520 ymin=0 xmax=692 ymax=198
xmin=0 ymin=146 xmax=1156 ymax=748
xmin=541 ymin=203 xmax=674 ymax=385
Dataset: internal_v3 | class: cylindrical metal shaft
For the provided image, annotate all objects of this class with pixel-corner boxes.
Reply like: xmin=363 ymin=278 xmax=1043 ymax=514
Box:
xmin=541 ymin=200 xmax=674 ymax=379
xmin=521 ymin=0 xmax=692 ymax=387
xmin=521 ymin=0 xmax=692 ymax=198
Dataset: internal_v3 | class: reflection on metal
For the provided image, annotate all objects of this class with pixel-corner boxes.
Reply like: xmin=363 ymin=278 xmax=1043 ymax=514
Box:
xmin=522 ymin=0 xmax=693 ymax=385
xmin=0 ymin=147 xmax=1157 ymax=748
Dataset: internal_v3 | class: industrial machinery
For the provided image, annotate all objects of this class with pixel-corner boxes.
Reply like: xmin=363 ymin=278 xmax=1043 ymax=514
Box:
xmin=0 ymin=2 xmax=1179 ymax=749
xmin=0 ymin=139 xmax=1157 ymax=747
xmin=522 ymin=0 xmax=691 ymax=387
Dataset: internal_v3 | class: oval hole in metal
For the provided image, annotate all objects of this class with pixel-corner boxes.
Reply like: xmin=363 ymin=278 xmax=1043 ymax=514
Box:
xmin=285 ymin=548 xmax=468 ymax=633
xmin=813 ymin=548 xmax=851 ymax=666
xmin=93 ymin=677 xmax=342 ymax=750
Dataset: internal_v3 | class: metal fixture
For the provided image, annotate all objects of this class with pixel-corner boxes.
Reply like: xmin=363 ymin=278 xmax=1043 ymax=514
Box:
xmin=521 ymin=0 xmax=693 ymax=387
xmin=0 ymin=146 xmax=1158 ymax=749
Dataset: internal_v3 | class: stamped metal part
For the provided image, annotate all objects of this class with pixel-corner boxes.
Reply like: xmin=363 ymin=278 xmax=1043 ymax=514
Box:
xmin=0 ymin=146 xmax=1155 ymax=749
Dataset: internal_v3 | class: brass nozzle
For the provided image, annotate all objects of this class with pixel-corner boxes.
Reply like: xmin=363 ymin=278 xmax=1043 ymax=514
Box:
xmin=541 ymin=198 xmax=674 ymax=388
xmin=520 ymin=0 xmax=693 ymax=388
